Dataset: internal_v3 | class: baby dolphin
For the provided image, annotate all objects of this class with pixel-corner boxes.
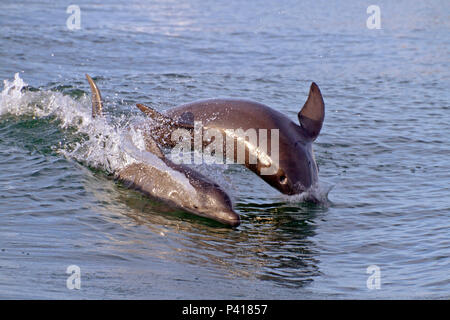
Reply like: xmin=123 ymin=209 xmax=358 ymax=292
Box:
xmin=85 ymin=75 xmax=240 ymax=226
xmin=136 ymin=82 xmax=325 ymax=196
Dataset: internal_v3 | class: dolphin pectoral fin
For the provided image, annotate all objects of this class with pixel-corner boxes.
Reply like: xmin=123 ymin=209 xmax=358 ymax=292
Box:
xmin=298 ymin=82 xmax=325 ymax=141
xmin=85 ymin=74 xmax=103 ymax=118
xmin=144 ymin=135 xmax=165 ymax=159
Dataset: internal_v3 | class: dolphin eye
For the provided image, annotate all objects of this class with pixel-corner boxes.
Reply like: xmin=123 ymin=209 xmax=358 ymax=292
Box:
xmin=279 ymin=174 xmax=288 ymax=184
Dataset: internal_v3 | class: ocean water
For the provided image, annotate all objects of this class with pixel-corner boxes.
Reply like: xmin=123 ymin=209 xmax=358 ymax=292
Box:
xmin=0 ymin=0 xmax=449 ymax=299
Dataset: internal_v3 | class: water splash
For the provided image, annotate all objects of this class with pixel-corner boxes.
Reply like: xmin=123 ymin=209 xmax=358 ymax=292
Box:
xmin=0 ymin=73 xmax=139 ymax=173
xmin=0 ymin=74 xmax=202 ymax=197
xmin=282 ymin=181 xmax=333 ymax=204
xmin=0 ymin=74 xmax=162 ymax=176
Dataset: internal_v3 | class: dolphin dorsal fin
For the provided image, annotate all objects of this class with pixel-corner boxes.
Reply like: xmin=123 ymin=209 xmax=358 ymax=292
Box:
xmin=136 ymin=103 xmax=194 ymax=129
xmin=136 ymin=103 xmax=170 ymax=123
xmin=85 ymin=74 xmax=103 ymax=118
xmin=298 ymin=82 xmax=325 ymax=141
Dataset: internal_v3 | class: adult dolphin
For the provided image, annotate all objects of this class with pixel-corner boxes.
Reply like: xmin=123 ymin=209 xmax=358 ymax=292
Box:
xmin=85 ymin=75 xmax=240 ymax=226
xmin=137 ymin=82 xmax=325 ymax=196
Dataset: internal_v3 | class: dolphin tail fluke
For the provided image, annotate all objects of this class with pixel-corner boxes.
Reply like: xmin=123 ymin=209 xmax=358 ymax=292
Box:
xmin=86 ymin=74 xmax=103 ymax=118
xmin=298 ymin=82 xmax=325 ymax=141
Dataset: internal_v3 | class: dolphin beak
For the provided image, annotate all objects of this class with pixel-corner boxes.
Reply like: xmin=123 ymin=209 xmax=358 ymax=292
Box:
xmin=187 ymin=208 xmax=241 ymax=227
xmin=224 ymin=213 xmax=241 ymax=227
xmin=213 ymin=210 xmax=241 ymax=227
xmin=205 ymin=210 xmax=241 ymax=227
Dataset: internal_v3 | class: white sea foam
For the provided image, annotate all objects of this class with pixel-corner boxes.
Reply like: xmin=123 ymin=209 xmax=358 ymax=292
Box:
xmin=282 ymin=181 xmax=333 ymax=204
xmin=0 ymin=73 xmax=138 ymax=173
xmin=0 ymin=73 xmax=198 ymax=197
